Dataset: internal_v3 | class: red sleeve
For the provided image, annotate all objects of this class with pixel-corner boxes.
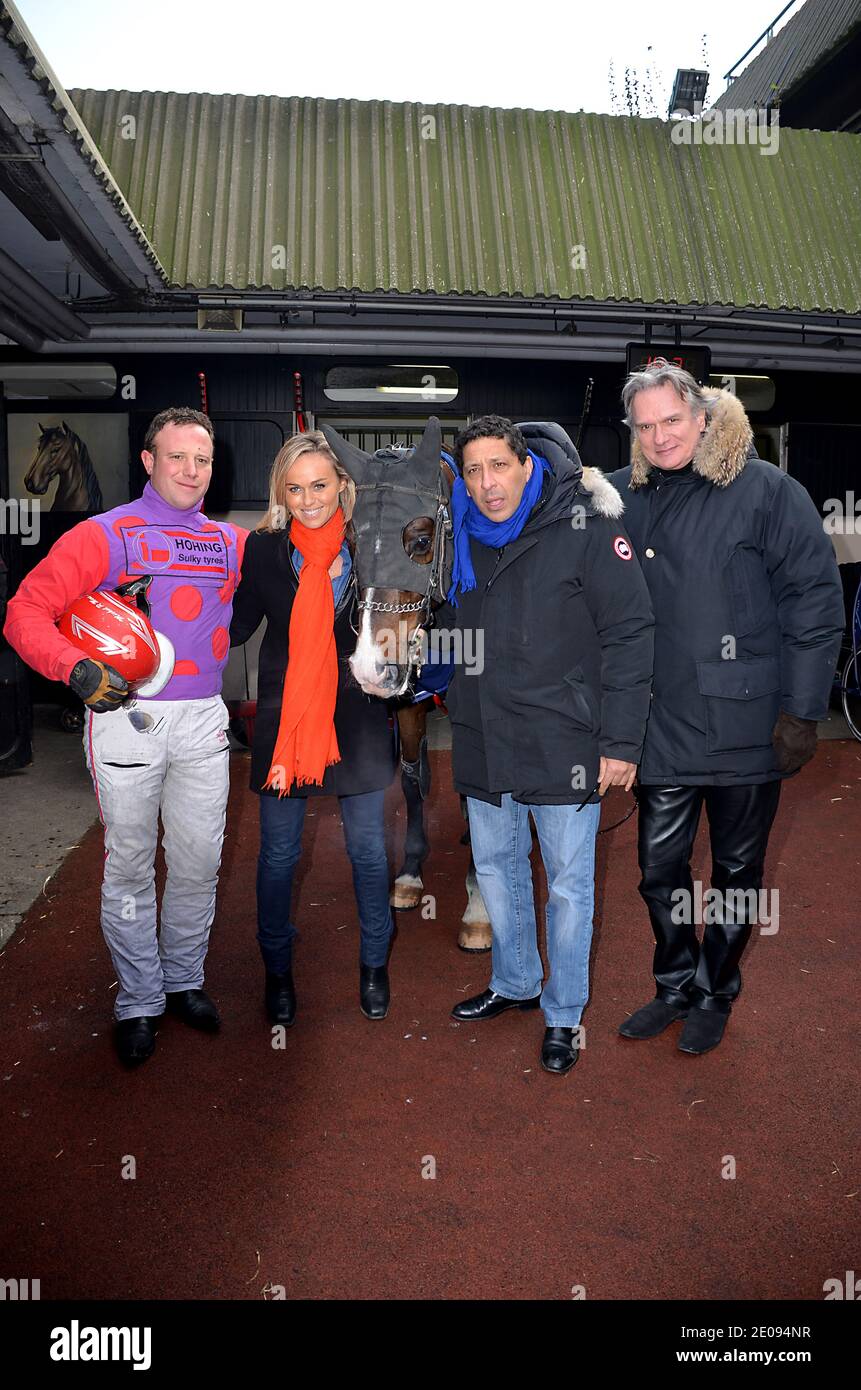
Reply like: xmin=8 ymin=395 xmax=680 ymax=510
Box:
xmin=3 ymin=520 xmax=111 ymax=683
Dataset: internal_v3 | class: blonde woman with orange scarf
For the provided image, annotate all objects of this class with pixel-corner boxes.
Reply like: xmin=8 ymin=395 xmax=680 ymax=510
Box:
xmin=230 ymin=433 xmax=397 ymax=1024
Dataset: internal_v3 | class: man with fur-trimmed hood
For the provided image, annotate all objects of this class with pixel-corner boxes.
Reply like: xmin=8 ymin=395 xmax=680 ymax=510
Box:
xmin=610 ymin=360 xmax=844 ymax=1055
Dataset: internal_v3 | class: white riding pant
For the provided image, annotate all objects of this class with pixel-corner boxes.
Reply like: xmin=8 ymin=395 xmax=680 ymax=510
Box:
xmin=83 ymin=696 xmax=231 ymax=1021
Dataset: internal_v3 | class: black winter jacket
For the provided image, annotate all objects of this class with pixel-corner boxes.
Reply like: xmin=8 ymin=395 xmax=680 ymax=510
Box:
xmin=229 ymin=529 xmax=397 ymax=797
xmin=608 ymin=390 xmax=845 ymax=785
xmin=443 ymin=423 xmax=655 ymax=805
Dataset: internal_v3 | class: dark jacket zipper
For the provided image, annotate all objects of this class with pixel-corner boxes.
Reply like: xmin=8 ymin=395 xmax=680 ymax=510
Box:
xmin=486 ymin=547 xmax=505 ymax=590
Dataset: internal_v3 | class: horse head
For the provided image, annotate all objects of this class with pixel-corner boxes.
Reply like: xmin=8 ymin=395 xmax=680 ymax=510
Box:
xmin=23 ymin=421 xmax=102 ymax=512
xmin=24 ymin=423 xmax=74 ymax=495
xmin=321 ymin=416 xmax=453 ymax=698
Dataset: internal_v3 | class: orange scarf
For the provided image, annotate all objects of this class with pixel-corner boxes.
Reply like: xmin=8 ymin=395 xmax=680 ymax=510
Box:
xmin=264 ymin=509 xmax=345 ymax=794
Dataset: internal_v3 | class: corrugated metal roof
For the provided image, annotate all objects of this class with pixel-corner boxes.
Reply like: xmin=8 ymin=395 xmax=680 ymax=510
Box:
xmin=0 ymin=3 xmax=165 ymax=281
xmin=715 ymin=0 xmax=861 ymax=112
xmin=68 ymin=88 xmax=861 ymax=314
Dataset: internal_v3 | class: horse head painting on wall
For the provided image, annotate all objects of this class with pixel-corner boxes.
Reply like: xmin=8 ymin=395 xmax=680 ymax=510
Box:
xmin=24 ymin=422 xmax=104 ymax=513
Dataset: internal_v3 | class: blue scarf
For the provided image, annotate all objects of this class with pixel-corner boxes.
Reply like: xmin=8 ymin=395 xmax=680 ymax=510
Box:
xmin=447 ymin=450 xmax=550 ymax=605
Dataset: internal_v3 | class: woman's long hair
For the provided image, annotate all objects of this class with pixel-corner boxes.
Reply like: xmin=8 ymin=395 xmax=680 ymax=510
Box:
xmin=257 ymin=431 xmax=356 ymax=536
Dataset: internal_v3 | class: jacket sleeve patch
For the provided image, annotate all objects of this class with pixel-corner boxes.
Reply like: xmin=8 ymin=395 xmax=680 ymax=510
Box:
xmin=613 ymin=536 xmax=632 ymax=561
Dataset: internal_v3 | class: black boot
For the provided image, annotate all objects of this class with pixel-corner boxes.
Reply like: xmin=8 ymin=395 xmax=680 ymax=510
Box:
xmin=265 ymin=969 xmax=296 ymax=1026
xmin=165 ymin=988 xmax=220 ymax=1032
xmin=115 ymin=1016 xmax=159 ymax=1067
xmin=678 ymin=1006 xmax=729 ymax=1055
xmin=360 ymin=963 xmax=390 ymax=1020
xmin=618 ymin=998 xmax=689 ymax=1039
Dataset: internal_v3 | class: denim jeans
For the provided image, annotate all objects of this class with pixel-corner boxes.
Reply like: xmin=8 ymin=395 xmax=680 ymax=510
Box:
xmin=466 ymin=794 xmax=601 ymax=1026
xmin=257 ymin=789 xmax=393 ymax=973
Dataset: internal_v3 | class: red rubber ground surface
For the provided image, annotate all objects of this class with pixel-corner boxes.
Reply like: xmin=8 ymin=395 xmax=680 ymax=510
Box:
xmin=1 ymin=743 xmax=858 ymax=1301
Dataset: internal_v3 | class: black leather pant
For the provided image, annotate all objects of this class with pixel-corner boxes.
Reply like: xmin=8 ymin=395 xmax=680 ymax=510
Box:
xmin=635 ymin=782 xmax=782 ymax=1014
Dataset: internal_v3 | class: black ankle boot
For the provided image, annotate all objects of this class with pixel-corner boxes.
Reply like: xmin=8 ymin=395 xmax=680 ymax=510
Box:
xmin=359 ymin=963 xmax=389 ymax=1020
xmin=264 ymin=969 xmax=296 ymax=1026
xmin=115 ymin=1016 xmax=159 ymax=1067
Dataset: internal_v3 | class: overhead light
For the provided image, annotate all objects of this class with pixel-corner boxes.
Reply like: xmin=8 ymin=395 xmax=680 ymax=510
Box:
xmin=669 ymin=69 xmax=710 ymax=117
xmin=377 ymin=385 xmax=451 ymax=395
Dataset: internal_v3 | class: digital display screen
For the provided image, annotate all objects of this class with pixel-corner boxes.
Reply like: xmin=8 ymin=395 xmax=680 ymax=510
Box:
xmin=625 ymin=344 xmax=712 ymax=382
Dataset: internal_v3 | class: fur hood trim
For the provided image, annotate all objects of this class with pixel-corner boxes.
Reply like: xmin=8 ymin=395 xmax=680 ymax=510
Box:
xmin=630 ymin=388 xmax=753 ymax=489
xmin=580 ymin=466 xmax=625 ymax=519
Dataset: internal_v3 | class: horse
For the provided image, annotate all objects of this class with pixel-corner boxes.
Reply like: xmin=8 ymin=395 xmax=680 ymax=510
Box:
xmin=320 ymin=416 xmax=491 ymax=952
xmin=24 ymin=422 xmax=104 ymax=512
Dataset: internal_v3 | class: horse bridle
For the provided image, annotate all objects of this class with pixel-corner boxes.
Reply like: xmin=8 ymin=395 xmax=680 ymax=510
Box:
xmin=354 ymin=478 xmax=452 ymax=633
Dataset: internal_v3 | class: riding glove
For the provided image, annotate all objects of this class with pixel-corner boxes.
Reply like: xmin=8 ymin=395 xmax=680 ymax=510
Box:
xmin=69 ymin=658 xmax=129 ymax=713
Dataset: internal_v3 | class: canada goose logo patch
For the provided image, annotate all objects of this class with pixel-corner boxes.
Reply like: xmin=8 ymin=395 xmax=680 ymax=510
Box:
xmin=613 ymin=536 xmax=632 ymax=561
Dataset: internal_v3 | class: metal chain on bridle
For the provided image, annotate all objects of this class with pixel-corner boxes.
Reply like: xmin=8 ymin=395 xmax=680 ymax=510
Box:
xmin=354 ymin=477 xmax=452 ymax=628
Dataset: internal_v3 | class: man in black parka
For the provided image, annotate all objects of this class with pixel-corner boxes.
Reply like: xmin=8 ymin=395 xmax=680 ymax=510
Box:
xmin=609 ymin=360 xmax=844 ymax=1054
xmin=445 ymin=415 xmax=654 ymax=1075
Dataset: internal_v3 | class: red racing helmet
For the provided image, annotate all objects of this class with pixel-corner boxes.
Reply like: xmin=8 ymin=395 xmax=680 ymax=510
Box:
xmin=58 ymin=587 xmax=174 ymax=695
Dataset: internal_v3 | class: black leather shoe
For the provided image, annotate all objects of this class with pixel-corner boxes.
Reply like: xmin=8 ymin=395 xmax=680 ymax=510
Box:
xmin=115 ymin=1016 xmax=159 ymax=1067
xmin=678 ymin=1006 xmax=729 ymax=1055
xmin=618 ymin=998 xmax=689 ymax=1039
xmin=360 ymin=964 xmax=390 ymax=1020
xmin=265 ymin=969 xmax=296 ymax=1026
xmin=451 ymin=988 xmax=541 ymax=1022
xmin=165 ymin=989 xmax=220 ymax=1032
xmin=541 ymin=1026 xmax=580 ymax=1075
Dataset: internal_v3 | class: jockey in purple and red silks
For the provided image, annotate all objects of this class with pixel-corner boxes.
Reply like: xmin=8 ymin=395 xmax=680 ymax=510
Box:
xmin=4 ymin=407 xmax=247 ymax=1067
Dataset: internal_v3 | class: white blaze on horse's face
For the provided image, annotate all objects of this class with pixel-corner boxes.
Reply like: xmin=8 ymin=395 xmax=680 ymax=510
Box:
xmin=349 ymin=590 xmax=415 ymax=698
xmin=142 ymin=423 xmax=213 ymax=511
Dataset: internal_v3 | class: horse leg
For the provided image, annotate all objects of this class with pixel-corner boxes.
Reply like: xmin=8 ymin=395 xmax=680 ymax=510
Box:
xmin=390 ymin=702 xmax=431 ymax=911
xmin=457 ymin=794 xmax=492 ymax=953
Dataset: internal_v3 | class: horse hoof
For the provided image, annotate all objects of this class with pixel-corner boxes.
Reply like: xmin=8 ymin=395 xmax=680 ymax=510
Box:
xmin=390 ymin=875 xmax=423 ymax=911
xmin=457 ymin=921 xmax=492 ymax=952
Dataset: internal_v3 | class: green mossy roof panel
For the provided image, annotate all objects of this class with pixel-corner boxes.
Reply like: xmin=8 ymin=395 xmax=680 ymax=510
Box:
xmin=68 ymin=88 xmax=861 ymax=313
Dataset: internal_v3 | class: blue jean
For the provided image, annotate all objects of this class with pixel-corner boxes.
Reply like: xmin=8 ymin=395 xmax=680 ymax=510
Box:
xmin=257 ymin=790 xmax=394 ymax=972
xmin=467 ymin=794 xmax=601 ymax=1027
